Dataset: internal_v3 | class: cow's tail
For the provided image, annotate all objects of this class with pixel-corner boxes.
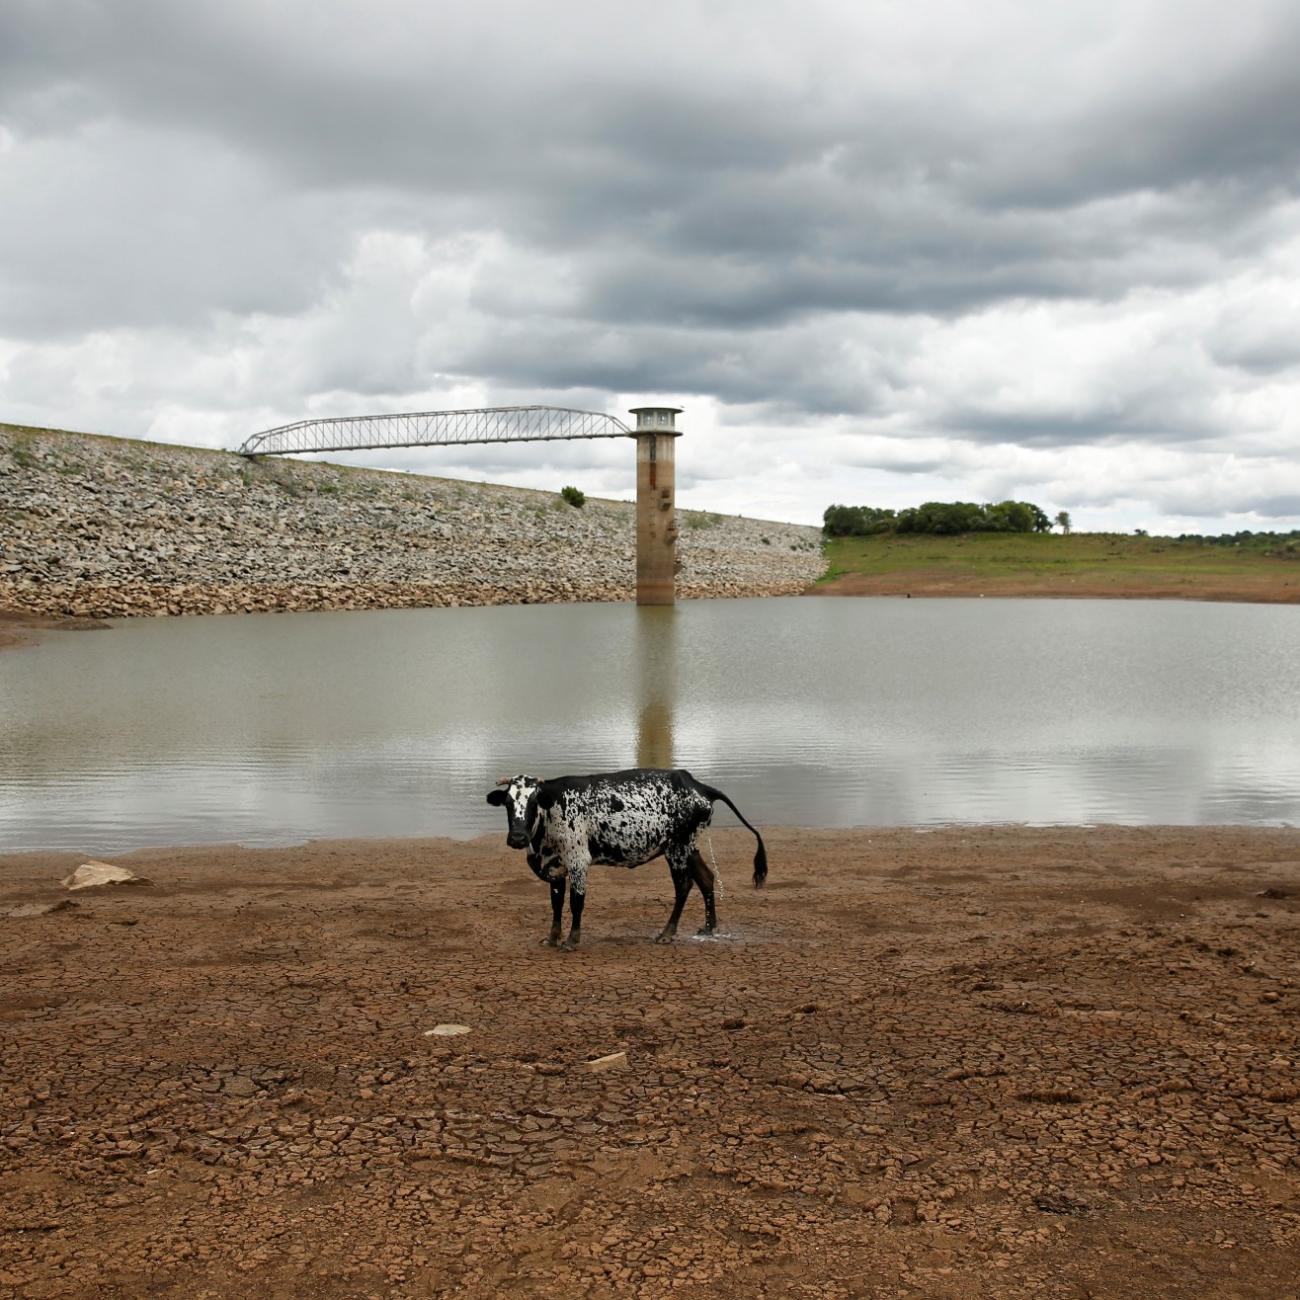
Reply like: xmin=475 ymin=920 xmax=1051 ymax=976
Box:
xmin=697 ymin=781 xmax=768 ymax=888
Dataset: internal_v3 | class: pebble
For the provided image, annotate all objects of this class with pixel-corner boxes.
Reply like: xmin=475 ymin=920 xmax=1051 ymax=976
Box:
xmin=583 ymin=1051 xmax=629 ymax=1073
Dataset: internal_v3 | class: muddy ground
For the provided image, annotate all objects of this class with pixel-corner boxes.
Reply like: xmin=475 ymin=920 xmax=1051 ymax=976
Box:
xmin=0 ymin=609 xmax=107 ymax=653
xmin=1 ymin=827 xmax=1298 ymax=1299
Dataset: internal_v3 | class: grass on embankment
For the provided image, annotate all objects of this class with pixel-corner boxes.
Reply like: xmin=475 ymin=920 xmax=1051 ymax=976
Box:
xmin=816 ymin=531 xmax=1300 ymax=602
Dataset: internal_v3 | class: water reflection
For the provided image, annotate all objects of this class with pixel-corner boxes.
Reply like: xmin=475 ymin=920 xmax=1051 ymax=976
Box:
xmin=0 ymin=597 xmax=1297 ymax=851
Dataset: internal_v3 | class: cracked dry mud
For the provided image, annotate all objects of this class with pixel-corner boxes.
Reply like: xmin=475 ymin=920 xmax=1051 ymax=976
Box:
xmin=1 ymin=826 xmax=1298 ymax=1299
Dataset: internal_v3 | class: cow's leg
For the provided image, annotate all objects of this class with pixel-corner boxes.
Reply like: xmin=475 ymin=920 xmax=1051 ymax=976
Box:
xmin=541 ymin=879 xmax=565 ymax=947
xmin=656 ymin=854 xmax=694 ymax=944
xmin=562 ymin=882 xmax=585 ymax=950
xmin=688 ymin=849 xmax=718 ymax=936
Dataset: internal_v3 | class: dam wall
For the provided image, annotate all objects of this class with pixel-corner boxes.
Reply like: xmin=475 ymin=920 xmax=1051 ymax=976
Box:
xmin=0 ymin=423 xmax=824 ymax=619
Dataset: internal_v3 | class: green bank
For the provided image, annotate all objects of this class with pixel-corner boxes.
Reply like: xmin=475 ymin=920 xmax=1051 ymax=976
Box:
xmin=818 ymin=531 xmax=1300 ymax=602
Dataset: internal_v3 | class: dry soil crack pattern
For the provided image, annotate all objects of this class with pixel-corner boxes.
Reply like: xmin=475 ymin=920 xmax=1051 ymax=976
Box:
xmin=1 ymin=826 xmax=1298 ymax=1298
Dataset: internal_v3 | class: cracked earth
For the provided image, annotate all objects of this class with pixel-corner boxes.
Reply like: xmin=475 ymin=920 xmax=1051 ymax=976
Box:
xmin=2 ymin=826 xmax=1298 ymax=1298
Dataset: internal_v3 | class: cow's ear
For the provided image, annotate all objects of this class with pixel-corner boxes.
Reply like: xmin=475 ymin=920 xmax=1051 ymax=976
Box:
xmin=486 ymin=788 xmax=507 ymax=806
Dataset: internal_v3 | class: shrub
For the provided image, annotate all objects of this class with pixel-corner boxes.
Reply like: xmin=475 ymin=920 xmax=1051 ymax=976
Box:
xmin=686 ymin=511 xmax=722 ymax=530
xmin=823 ymin=504 xmax=896 ymax=537
xmin=560 ymin=485 xmax=586 ymax=508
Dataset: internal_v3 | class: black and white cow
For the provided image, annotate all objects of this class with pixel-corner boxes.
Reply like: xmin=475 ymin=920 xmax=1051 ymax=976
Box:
xmin=486 ymin=768 xmax=767 ymax=948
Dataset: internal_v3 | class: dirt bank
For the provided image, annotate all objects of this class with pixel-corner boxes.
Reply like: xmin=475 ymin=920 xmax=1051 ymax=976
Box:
xmin=0 ymin=608 xmax=107 ymax=653
xmin=813 ymin=571 xmax=1300 ymax=603
xmin=2 ymin=826 xmax=1297 ymax=1298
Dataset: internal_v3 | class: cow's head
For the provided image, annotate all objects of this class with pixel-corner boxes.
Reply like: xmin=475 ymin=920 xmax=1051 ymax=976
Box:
xmin=486 ymin=774 xmax=542 ymax=850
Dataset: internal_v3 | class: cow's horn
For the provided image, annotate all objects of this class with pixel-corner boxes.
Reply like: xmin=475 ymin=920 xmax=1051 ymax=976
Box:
xmin=495 ymin=776 xmax=512 ymax=786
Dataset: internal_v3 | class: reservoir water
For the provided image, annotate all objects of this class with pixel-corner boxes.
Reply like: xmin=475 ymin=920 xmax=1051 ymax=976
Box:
xmin=1 ymin=597 xmax=1298 ymax=852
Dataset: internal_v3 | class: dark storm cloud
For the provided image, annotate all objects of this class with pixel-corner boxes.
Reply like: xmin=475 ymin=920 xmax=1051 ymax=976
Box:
xmin=0 ymin=127 xmax=377 ymax=337
xmin=942 ymin=405 xmax=1219 ymax=449
xmin=1209 ymin=324 xmax=1300 ymax=376
xmin=960 ymin=25 xmax=1300 ymax=210
xmin=445 ymin=315 xmax=900 ymax=417
xmin=1253 ymin=495 xmax=1300 ymax=518
xmin=5 ymin=0 xmax=1297 ymax=334
xmin=1214 ymin=345 xmax=1300 ymax=377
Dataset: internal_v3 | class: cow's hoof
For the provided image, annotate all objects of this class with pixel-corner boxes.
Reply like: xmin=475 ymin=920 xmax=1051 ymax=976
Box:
xmin=696 ymin=926 xmax=717 ymax=938
xmin=559 ymin=938 xmax=580 ymax=952
xmin=655 ymin=931 xmax=675 ymax=945
xmin=540 ymin=936 xmax=560 ymax=947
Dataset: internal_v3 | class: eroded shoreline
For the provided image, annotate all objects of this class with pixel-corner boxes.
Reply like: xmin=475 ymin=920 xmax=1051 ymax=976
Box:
xmin=0 ymin=608 xmax=108 ymax=653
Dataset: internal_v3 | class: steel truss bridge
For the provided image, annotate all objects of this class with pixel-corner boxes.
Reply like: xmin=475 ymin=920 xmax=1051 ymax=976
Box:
xmin=237 ymin=405 xmax=632 ymax=457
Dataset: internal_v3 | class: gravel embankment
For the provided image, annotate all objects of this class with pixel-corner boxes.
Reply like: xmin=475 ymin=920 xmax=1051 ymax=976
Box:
xmin=0 ymin=423 xmax=824 ymax=618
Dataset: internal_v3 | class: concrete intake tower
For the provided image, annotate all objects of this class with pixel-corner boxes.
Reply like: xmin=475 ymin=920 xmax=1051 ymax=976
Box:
xmin=629 ymin=406 xmax=682 ymax=606
xmin=236 ymin=400 xmax=693 ymax=607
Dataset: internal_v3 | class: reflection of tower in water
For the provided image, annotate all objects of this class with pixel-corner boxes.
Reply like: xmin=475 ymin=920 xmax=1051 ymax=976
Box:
xmin=635 ymin=606 xmax=676 ymax=770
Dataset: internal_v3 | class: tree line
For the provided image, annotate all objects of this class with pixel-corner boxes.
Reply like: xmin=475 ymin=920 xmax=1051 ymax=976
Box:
xmin=822 ymin=506 xmax=1299 ymax=547
xmin=1173 ymin=529 xmax=1300 ymax=548
xmin=823 ymin=500 xmax=1057 ymax=537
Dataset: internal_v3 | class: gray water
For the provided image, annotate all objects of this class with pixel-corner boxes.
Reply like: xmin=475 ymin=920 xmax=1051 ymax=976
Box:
xmin=1 ymin=597 xmax=1298 ymax=853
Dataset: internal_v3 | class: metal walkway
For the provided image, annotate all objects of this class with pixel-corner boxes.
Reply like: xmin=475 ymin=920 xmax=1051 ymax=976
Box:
xmin=238 ymin=405 xmax=632 ymax=457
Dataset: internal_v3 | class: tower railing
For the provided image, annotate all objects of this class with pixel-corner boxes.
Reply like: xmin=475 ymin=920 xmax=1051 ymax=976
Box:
xmin=238 ymin=405 xmax=632 ymax=457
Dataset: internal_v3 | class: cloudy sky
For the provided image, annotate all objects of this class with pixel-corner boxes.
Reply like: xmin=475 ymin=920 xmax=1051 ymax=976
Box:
xmin=2 ymin=0 xmax=1299 ymax=532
